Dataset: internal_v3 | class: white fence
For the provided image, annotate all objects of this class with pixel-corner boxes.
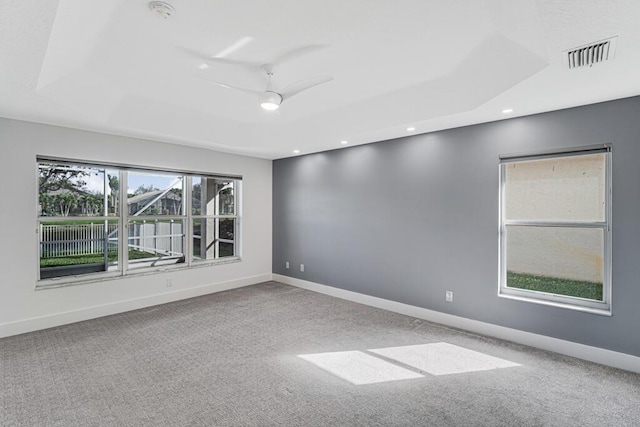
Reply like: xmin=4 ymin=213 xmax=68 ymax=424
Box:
xmin=40 ymin=221 xmax=184 ymax=258
xmin=40 ymin=223 xmax=118 ymax=257
xmin=128 ymin=220 xmax=184 ymax=256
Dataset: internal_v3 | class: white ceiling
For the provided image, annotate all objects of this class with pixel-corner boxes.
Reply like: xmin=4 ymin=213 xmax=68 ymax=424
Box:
xmin=2 ymin=0 xmax=640 ymax=159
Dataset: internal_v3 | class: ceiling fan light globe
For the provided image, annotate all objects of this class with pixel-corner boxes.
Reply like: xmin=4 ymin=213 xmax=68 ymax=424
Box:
xmin=260 ymin=92 xmax=282 ymax=110
xmin=260 ymin=102 xmax=280 ymax=111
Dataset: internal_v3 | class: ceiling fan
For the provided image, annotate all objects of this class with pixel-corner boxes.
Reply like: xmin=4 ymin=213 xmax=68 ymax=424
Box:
xmin=186 ymin=45 xmax=333 ymax=110
xmin=209 ymin=64 xmax=333 ymax=110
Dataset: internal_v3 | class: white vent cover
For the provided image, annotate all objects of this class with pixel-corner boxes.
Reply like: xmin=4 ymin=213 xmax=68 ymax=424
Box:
xmin=563 ymin=37 xmax=618 ymax=69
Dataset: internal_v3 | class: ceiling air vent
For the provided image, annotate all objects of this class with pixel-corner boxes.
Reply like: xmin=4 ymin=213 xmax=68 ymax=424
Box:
xmin=563 ymin=37 xmax=618 ymax=69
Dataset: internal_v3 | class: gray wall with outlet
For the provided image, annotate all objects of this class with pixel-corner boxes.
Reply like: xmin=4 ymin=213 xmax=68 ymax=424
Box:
xmin=272 ymin=96 xmax=640 ymax=357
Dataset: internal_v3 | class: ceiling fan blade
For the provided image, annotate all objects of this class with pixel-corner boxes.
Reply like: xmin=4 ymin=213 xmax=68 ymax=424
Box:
xmin=199 ymin=77 xmax=263 ymax=97
xmin=273 ymin=44 xmax=329 ymax=66
xmin=178 ymin=47 xmax=263 ymax=72
xmin=280 ymin=76 xmax=334 ymax=101
xmin=204 ymin=57 xmax=263 ymax=72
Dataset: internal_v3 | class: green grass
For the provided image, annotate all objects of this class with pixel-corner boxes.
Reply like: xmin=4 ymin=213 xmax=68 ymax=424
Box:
xmin=507 ymin=271 xmax=603 ymax=301
xmin=41 ymin=250 xmax=155 ymax=268
xmin=192 ymin=241 xmax=234 ymax=259
xmin=43 ymin=243 xmax=234 ymax=268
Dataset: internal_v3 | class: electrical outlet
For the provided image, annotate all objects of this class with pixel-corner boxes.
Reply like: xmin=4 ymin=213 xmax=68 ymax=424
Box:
xmin=300 ymin=264 xmax=305 ymax=272
xmin=166 ymin=278 xmax=173 ymax=288
xmin=285 ymin=261 xmax=290 ymax=269
xmin=445 ymin=291 xmax=453 ymax=302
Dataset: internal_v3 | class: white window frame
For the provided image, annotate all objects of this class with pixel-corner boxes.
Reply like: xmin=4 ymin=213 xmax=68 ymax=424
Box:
xmin=36 ymin=157 xmax=242 ymax=289
xmin=189 ymin=176 xmax=240 ymax=263
xmin=498 ymin=145 xmax=612 ymax=315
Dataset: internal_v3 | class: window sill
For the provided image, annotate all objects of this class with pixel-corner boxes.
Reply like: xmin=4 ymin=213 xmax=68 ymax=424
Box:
xmin=35 ymin=257 xmax=242 ymax=290
xmin=498 ymin=292 xmax=612 ymax=316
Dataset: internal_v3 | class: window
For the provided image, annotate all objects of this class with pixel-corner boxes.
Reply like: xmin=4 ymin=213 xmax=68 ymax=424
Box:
xmin=498 ymin=146 xmax=611 ymax=313
xmin=38 ymin=162 xmax=121 ymax=280
xmin=191 ymin=177 xmax=237 ymax=261
xmin=126 ymin=171 xmax=186 ymax=271
xmin=37 ymin=159 xmax=241 ymax=286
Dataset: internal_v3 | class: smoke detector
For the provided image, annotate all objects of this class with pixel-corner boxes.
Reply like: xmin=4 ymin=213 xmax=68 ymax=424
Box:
xmin=563 ymin=36 xmax=618 ymax=69
xmin=149 ymin=1 xmax=175 ymax=19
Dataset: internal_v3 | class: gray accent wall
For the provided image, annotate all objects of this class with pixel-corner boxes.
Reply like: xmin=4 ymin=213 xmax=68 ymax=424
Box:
xmin=273 ymin=96 xmax=640 ymax=357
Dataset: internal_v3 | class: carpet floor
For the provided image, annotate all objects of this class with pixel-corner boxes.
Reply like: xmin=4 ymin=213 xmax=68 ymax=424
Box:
xmin=1 ymin=281 xmax=639 ymax=426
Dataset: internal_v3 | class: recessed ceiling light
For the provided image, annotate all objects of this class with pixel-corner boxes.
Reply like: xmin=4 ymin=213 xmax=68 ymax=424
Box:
xmin=406 ymin=127 xmax=415 ymax=131
xmin=341 ymin=140 xmax=348 ymax=145
xmin=198 ymin=63 xmax=209 ymax=70
xmin=293 ymin=149 xmax=300 ymax=154
xmin=502 ymin=108 xmax=514 ymax=114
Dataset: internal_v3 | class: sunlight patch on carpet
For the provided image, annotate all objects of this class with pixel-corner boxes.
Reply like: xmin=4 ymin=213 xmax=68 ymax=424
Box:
xmin=298 ymin=350 xmax=424 ymax=385
xmin=370 ymin=342 xmax=520 ymax=376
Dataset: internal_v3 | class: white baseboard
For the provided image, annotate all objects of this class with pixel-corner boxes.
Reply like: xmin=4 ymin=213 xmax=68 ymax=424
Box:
xmin=273 ymin=274 xmax=640 ymax=374
xmin=0 ymin=273 xmax=272 ymax=339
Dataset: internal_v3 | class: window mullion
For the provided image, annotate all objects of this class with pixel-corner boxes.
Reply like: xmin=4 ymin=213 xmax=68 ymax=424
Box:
xmin=236 ymin=180 xmax=241 ymax=258
xmin=185 ymin=176 xmax=192 ymax=267
xmin=119 ymin=170 xmax=128 ymax=277
xmin=215 ymin=184 xmax=220 ymax=258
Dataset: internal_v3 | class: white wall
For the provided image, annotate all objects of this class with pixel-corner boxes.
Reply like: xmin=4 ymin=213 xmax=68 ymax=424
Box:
xmin=0 ymin=117 xmax=272 ymax=337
